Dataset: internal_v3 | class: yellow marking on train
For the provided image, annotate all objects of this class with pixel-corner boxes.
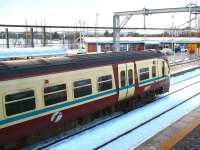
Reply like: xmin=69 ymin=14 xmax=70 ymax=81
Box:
xmin=157 ymin=117 xmax=200 ymax=150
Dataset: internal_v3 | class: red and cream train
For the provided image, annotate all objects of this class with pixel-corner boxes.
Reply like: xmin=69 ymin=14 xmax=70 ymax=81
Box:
xmin=0 ymin=50 xmax=170 ymax=148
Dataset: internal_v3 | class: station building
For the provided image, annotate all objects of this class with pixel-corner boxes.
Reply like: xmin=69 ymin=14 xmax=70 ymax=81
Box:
xmin=77 ymin=37 xmax=145 ymax=52
xmin=77 ymin=37 xmax=200 ymax=55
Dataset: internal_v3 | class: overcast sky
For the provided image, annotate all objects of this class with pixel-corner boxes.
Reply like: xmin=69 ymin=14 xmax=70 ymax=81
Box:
xmin=0 ymin=0 xmax=199 ymax=28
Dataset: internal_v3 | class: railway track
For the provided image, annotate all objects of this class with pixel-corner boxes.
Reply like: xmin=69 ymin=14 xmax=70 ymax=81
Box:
xmin=170 ymin=57 xmax=200 ymax=67
xmin=170 ymin=58 xmax=200 ymax=75
xmin=94 ymin=85 xmax=200 ymax=149
xmin=43 ymin=77 xmax=199 ymax=149
xmin=170 ymin=71 xmax=200 ymax=86
xmin=32 ymin=69 xmax=200 ymax=150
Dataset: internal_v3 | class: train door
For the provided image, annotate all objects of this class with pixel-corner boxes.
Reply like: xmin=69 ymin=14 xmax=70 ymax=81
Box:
xmin=118 ymin=63 xmax=135 ymax=101
xmin=126 ymin=63 xmax=135 ymax=98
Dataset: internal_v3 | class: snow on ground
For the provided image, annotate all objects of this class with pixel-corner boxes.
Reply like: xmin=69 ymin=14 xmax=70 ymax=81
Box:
xmin=45 ymin=69 xmax=200 ymax=150
xmin=102 ymin=93 xmax=200 ymax=150
xmin=170 ymin=68 xmax=200 ymax=85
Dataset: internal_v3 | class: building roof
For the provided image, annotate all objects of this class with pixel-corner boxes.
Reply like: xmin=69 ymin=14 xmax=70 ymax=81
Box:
xmin=83 ymin=37 xmax=200 ymax=44
xmin=0 ymin=50 xmax=163 ymax=81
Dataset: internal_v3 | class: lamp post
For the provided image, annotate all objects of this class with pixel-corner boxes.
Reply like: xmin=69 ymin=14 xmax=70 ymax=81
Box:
xmin=95 ymin=13 xmax=100 ymax=52
xmin=171 ymin=14 xmax=175 ymax=64
xmin=143 ymin=7 xmax=147 ymax=50
xmin=79 ymin=20 xmax=82 ymax=49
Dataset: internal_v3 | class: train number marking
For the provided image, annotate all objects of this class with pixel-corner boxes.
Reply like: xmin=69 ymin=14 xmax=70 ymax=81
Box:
xmin=51 ymin=112 xmax=63 ymax=123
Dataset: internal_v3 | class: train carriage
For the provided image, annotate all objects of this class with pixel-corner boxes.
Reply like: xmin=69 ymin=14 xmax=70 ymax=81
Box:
xmin=0 ymin=50 xmax=170 ymax=148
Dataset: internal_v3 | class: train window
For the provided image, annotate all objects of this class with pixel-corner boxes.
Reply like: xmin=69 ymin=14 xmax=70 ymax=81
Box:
xmin=128 ymin=69 xmax=133 ymax=85
xmin=152 ymin=66 xmax=156 ymax=78
xmin=162 ymin=61 xmax=165 ymax=76
xmin=44 ymin=84 xmax=67 ymax=106
xmin=5 ymin=90 xmax=36 ymax=116
xmin=74 ymin=79 xmax=92 ymax=98
xmin=139 ymin=67 xmax=149 ymax=81
xmin=120 ymin=71 xmax=126 ymax=87
xmin=97 ymin=75 xmax=112 ymax=92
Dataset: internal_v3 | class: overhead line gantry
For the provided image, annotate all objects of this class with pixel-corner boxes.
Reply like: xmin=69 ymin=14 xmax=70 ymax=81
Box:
xmin=113 ymin=5 xmax=200 ymax=51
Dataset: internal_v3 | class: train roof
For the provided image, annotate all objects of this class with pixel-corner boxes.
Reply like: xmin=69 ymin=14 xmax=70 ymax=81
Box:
xmin=0 ymin=50 xmax=163 ymax=81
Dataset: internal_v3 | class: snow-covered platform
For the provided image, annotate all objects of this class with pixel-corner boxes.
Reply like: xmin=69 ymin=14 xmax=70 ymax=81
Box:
xmin=135 ymin=106 xmax=200 ymax=150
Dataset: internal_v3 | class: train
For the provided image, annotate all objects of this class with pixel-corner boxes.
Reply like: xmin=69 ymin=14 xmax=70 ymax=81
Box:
xmin=0 ymin=50 xmax=170 ymax=149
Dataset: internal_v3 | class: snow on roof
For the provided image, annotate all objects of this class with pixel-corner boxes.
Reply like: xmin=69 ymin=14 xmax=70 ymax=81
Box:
xmin=0 ymin=47 xmax=66 ymax=59
xmin=83 ymin=37 xmax=200 ymax=44
xmin=83 ymin=37 xmax=145 ymax=43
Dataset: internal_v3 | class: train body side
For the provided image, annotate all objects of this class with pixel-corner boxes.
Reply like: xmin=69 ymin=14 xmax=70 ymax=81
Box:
xmin=0 ymin=55 xmax=170 ymax=145
xmin=0 ymin=65 xmax=118 ymax=144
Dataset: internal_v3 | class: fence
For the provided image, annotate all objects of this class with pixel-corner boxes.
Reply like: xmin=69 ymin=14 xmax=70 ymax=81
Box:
xmin=0 ymin=24 xmax=200 ymax=53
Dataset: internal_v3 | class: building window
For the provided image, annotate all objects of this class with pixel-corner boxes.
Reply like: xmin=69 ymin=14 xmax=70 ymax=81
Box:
xmin=5 ymin=90 xmax=36 ymax=116
xmin=152 ymin=66 xmax=156 ymax=78
xmin=128 ymin=69 xmax=133 ymax=85
xmin=120 ymin=44 xmax=127 ymax=51
xmin=105 ymin=44 xmax=111 ymax=50
xmin=74 ymin=79 xmax=92 ymax=98
xmin=120 ymin=71 xmax=126 ymax=87
xmin=44 ymin=84 xmax=67 ymax=106
xmin=140 ymin=67 xmax=149 ymax=81
xmin=129 ymin=43 xmax=136 ymax=48
xmin=102 ymin=44 xmax=111 ymax=52
xmin=97 ymin=75 xmax=112 ymax=92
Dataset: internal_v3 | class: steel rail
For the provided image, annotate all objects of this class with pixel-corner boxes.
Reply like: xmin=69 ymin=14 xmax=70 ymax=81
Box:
xmin=94 ymin=82 xmax=200 ymax=149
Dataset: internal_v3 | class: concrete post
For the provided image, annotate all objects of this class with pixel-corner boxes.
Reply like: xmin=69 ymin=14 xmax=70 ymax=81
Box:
xmin=43 ymin=27 xmax=46 ymax=46
xmin=5 ymin=28 xmax=9 ymax=48
xmin=30 ymin=28 xmax=34 ymax=48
